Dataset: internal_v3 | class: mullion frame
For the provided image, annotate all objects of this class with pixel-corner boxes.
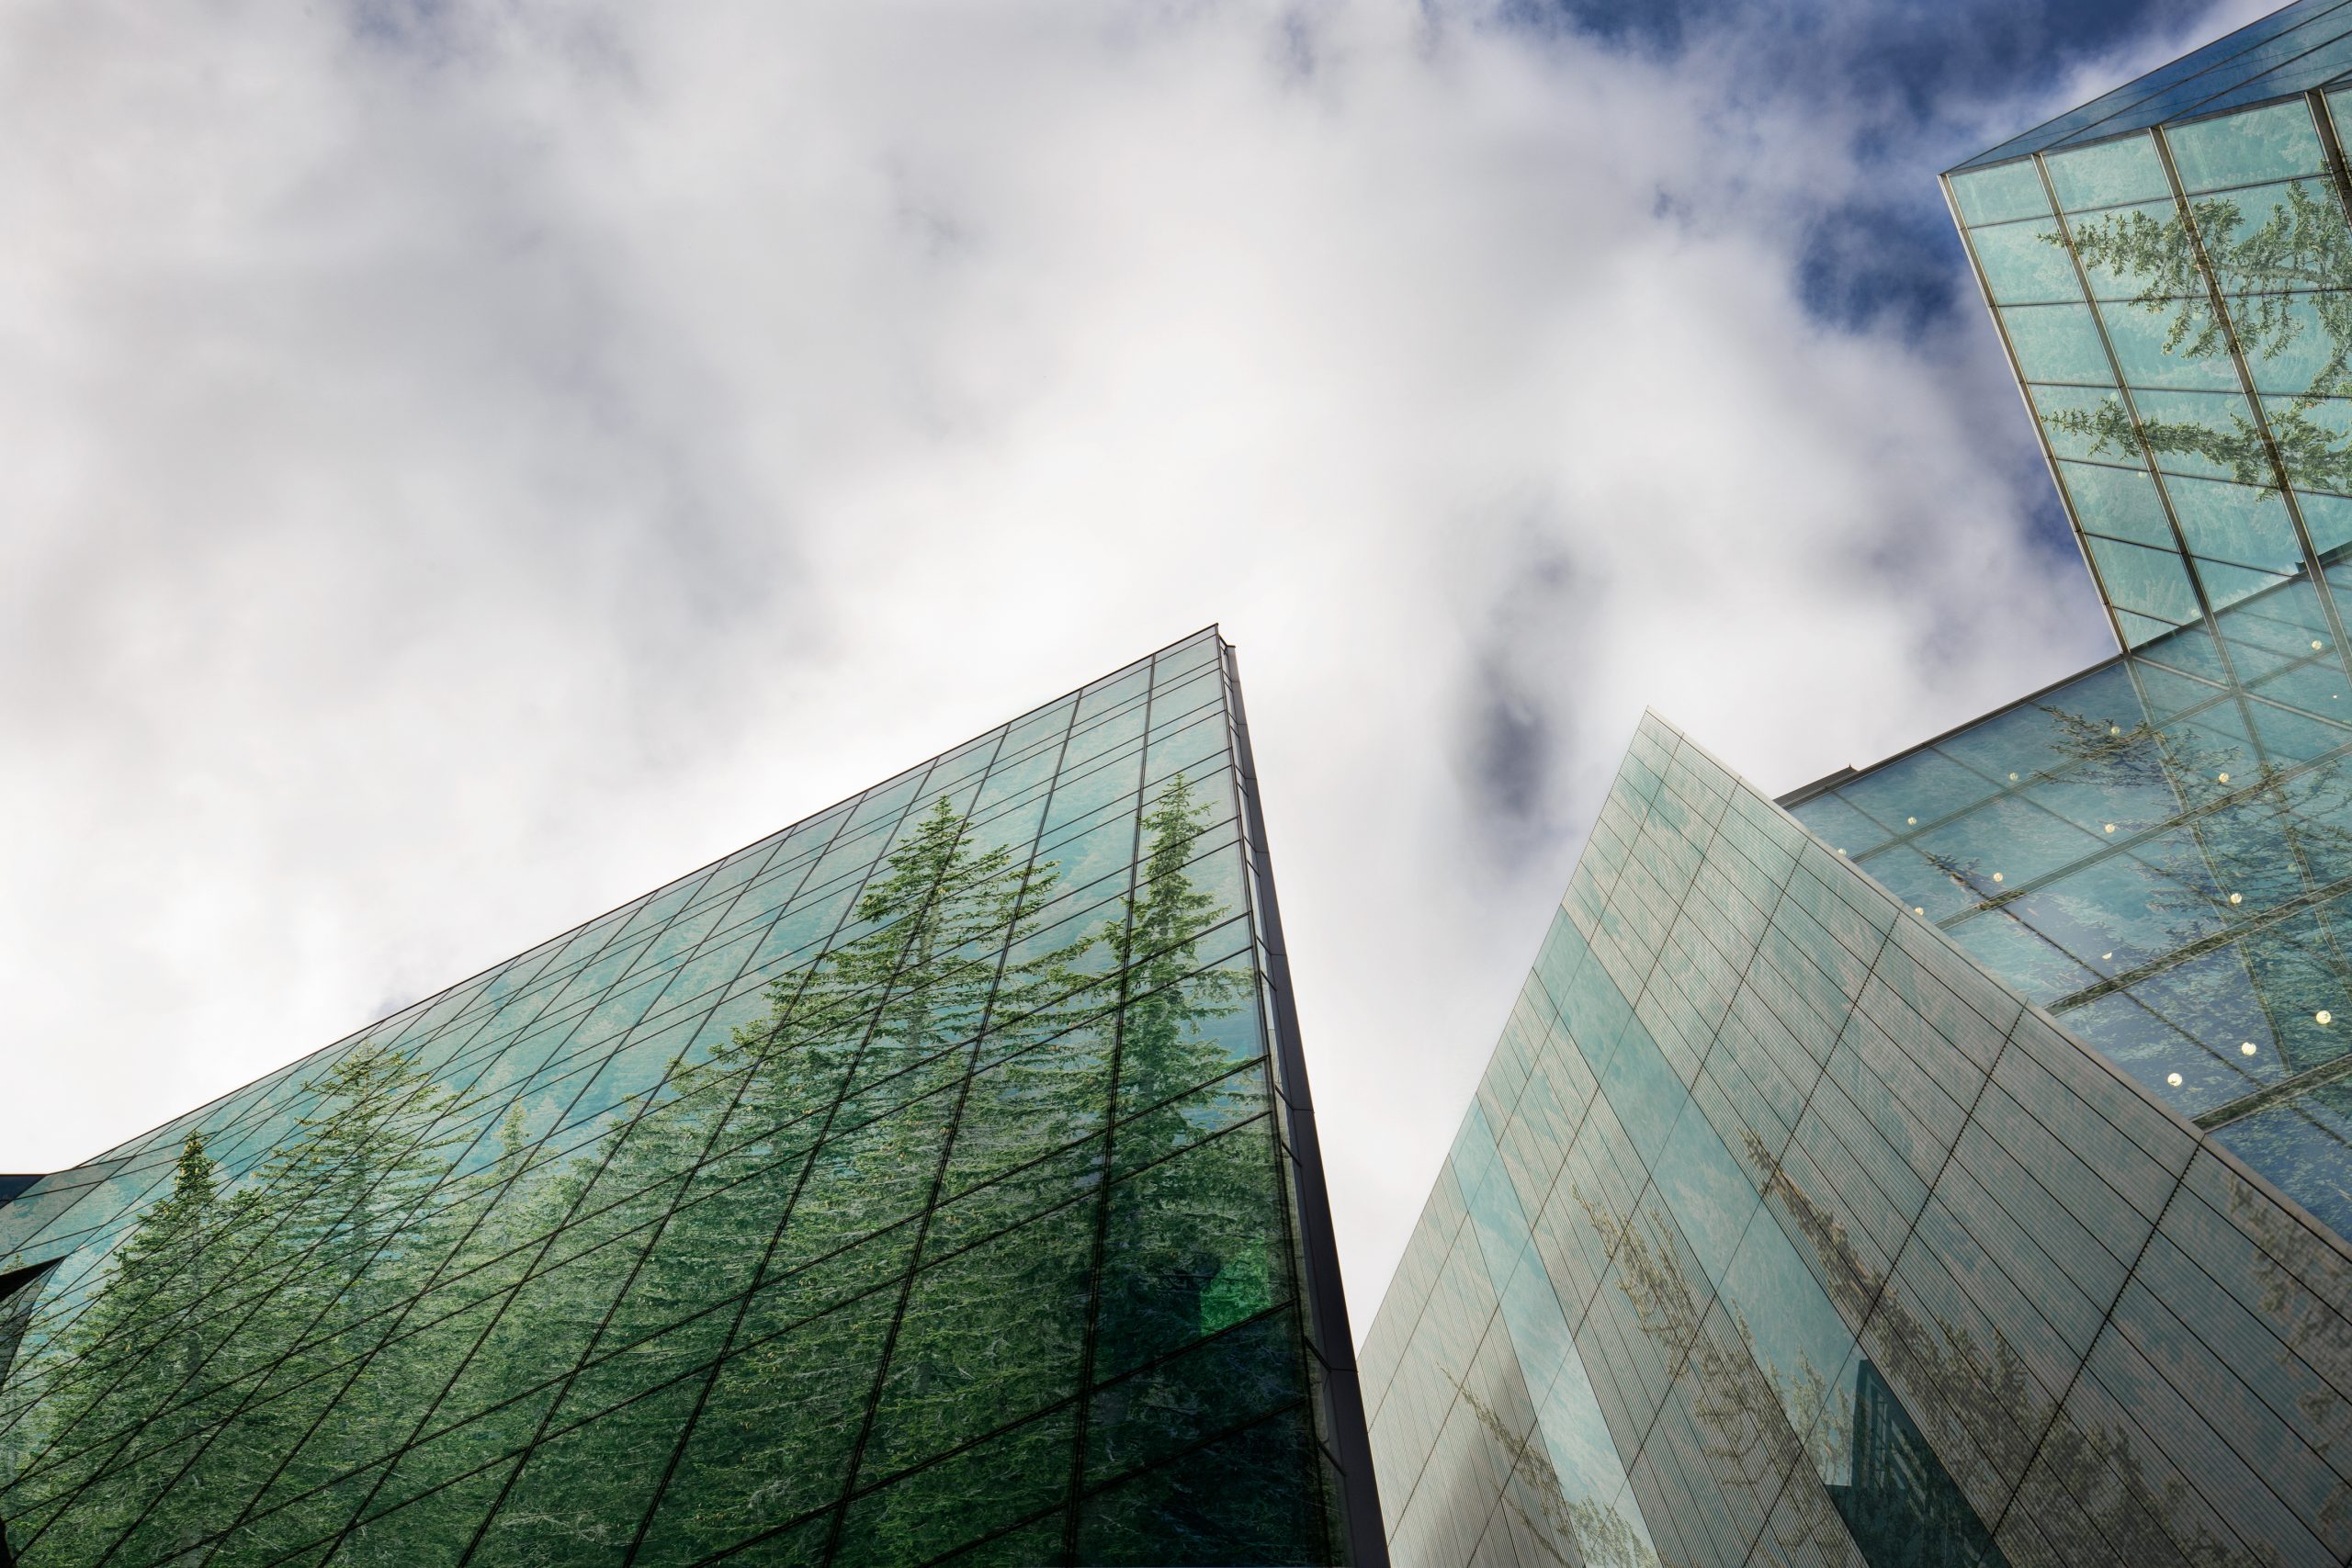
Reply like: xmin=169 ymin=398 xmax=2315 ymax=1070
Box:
xmin=1 ymin=925 xmax=649 ymax=1456
xmin=187 ymin=797 xmax=863 ymax=1562
xmin=5 ymin=629 xmax=1244 ymax=1563
xmin=1051 ymin=651 xmax=1170 ymax=1562
xmin=232 ymin=1292 xmax=1297 ymax=1568
xmin=448 ymin=729 xmax=1034 ymax=1562
xmin=619 ymin=703 xmax=1066 ymax=1564
xmin=28 ymin=916 xmax=1268 ymax=1478
xmin=18 ymin=767 xmax=888 ymax=1551
xmin=47 ymin=931 xmax=737 ymax=1565
xmin=223 ymin=1086 xmax=1281 ymax=1556
xmin=32 ymin=631 xmax=1213 ymax=1202
xmin=15 ymin=1028 xmax=550 ymax=1561
xmin=304 ymin=750 xmax=953 ymax=1562
xmin=1865 ymin=683 xmax=2352 ymax=937
xmin=803 ymin=696 xmax=1098 ymax=1563
xmin=6 ymin=982 xmax=597 ymax=1485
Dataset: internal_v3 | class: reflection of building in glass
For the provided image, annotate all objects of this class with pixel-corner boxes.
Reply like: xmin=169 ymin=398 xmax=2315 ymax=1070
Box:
xmin=1832 ymin=1361 xmax=1985 ymax=1568
xmin=1366 ymin=8 xmax=2352 ymax=1567
xmin=0 ymin=628 xmax=1384 ymax=1566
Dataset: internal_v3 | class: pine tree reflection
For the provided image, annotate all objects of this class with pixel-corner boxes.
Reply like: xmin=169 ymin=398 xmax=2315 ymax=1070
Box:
xmin=0 ymin=773 xmax=1303 ymax=1566
xmin=2041 ymin=188 xmax=2352 ymax=497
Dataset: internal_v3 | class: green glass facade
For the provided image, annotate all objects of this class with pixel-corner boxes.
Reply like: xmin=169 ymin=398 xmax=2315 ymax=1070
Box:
xmin=1364 ymin=716 xmax=2352 ymax=1568
xmin=0 ymin=627 xmax=1381 ymax=1568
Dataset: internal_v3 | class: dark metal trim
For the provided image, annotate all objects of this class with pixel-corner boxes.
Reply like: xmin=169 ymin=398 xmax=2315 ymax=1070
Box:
xmin=1936 ymin=167 xmax=2136 ymax=659
xmin=1773 ymin=766 xmax=1858 ymax=810
xmin=1768 ymin=648 xmax=2134 ymax=801
xmin=2197 ymin=1045 xmax=2352 ymax=1130
xmin=1948 ymin=0 xmax=2352 ymax=175
xmin=1220 ymin=640 xmax=1389 ymax=1567
xmin=2035 ymin=152 xmax=2238 ymax=660
xmin=2146 ymin=112 xmax=2352 ymax=656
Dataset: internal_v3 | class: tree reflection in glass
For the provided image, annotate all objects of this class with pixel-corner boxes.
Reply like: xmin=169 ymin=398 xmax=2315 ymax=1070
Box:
xmin=2041 ymin=183 xmax=2352 ymax=499
xmin=0 ymin=770 xmax=1315 ymax=1567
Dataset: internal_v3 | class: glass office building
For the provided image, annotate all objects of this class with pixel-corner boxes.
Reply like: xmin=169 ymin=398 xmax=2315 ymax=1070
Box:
xmin=1921 ymin=0 xmax=2352 ymax=1266
xmin=0 ymin=628 xmax=1382 ymax=1567
xmin=1366 ymin=6 xmax=2352 ymax=1565
xmin=1364 ymin=716 xmax=2352 ymax=1568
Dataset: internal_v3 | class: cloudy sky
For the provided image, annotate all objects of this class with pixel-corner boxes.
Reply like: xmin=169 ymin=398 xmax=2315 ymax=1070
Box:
xmin=1 ymin=0 xmax=2275 ymax=1320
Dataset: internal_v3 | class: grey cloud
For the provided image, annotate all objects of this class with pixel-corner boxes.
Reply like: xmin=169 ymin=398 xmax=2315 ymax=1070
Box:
xmin=0 ymin=0 xmax=2240 ymax=1318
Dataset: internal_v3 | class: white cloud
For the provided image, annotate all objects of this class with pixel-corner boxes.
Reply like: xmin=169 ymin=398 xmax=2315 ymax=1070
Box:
xmin=0 ymin=0 xmax=2228 ymax=1325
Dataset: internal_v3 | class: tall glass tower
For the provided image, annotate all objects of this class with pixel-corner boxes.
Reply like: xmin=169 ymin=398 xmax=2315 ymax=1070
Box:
xmin=1365 ymin=6 xmax=2352 ymax=1566
xmin=0 ymin=627 xmax=1383 ymax=1568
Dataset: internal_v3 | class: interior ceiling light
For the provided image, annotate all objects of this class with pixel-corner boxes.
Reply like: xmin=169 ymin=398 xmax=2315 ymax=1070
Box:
xmin=2321 ymin=1010 xmax=2335 ymax=1025
xmin=2009 ymin=773 xmax=2020 ymax=782
xmin=1992 ymin=872 xmax=2005 ymax=883
xmin=2220 ymin=772 xmax=2232 ymax=783
xmin=2109 ymin=725 xmax=2121 ymax=736
xmin=2167 ymin=1071 xmax=2184 ymax=1086
xmin=2105 ymin=823 xmax=2117 ymax=833
xmin=2315 ymin=640 xmax=2325 ymax=650
xmin=2102 ymin=952 xmax=2113 ymax=960
xmin=1907 ymin=817 xmax=1917 ymax=825
xmin=2229 ymin=892 xmax=2244 ymax=905
xmin=2242 ymin=1042 xmax=2258 ymax=1055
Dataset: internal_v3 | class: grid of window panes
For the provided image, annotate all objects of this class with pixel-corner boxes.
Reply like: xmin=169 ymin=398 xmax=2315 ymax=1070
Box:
xmin=1364 ymin=713 xmax=2352 ymax=1568
xmin=1950 ymin=89 xmax=2352 ymax=660
xmin=0 ymin=627 xmax=1361 ymax=1568
xmin=1784 ymin=614 xmax=2352 ymax=1246
xmin=1960 ymin=0 xmax=2352 ymax=173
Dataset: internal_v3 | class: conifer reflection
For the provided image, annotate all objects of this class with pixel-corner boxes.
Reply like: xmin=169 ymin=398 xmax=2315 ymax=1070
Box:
xmin=0 ymin=773 xmax=1298 ymax=1566
xmin=2039 ymin=186 xmax=2352 ymax=497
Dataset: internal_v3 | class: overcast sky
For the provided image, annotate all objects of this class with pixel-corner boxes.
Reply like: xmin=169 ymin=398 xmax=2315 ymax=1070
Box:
xmin=2 ymin=0 xmax=2277 ymax=1325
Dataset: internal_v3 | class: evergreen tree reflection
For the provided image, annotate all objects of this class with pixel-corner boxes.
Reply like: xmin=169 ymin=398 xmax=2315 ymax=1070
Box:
xmin=0 ymin=773 xmax=1306 ymax=1565
xmin=2041 ymin=187 xmax=2352 ymax=497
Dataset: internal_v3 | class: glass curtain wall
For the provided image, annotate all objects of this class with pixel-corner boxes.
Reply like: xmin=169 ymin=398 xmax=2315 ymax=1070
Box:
xmin=1959 ymin=0 xmax=2352 ymax=173
xmin=1785 ymin=613 xmax=2352 ymax=1247
xmin=0 ymin=628 xmax=1365 ymax=1568
xmin=1366 ymin=713 xmax=2352 ymax=1568
xmin=1951 ymin=85 xmax=2352 ymax=659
